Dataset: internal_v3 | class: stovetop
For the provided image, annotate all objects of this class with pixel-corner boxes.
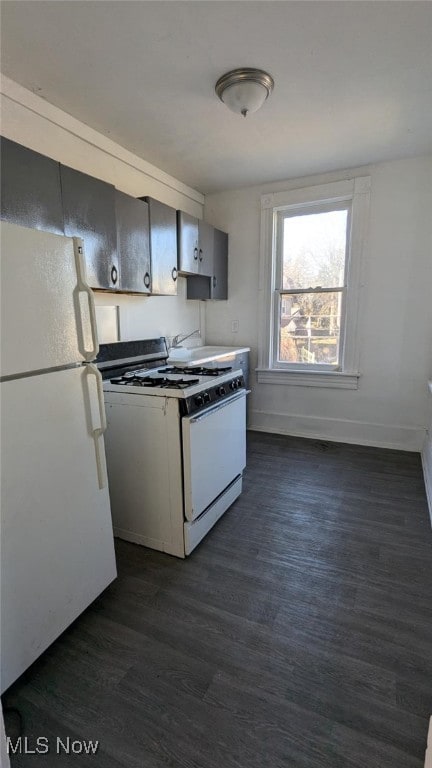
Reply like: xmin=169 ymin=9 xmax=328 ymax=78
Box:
xmin=109 ymin=369 xmax=201 ymax=391
xmin=108 ymin=364 xmax=235 ymax=390
xmin=103 ymin=365 xmax=242 ymax=397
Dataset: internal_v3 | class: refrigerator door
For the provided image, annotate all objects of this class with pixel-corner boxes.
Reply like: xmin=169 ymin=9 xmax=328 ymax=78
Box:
xmin=0 ymin=366 xmax=117 ymax=693
xmin=0 ymin=222 xmax=98 ymax=378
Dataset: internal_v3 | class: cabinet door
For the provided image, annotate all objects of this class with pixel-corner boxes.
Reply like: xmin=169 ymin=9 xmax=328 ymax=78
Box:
xmin=0 ymin=137 xmax=63 ymax=235
xmin=177 ymin=210 xmax=199 ymax=274
xmin=61 ymin=165 xmax=118 ymax=290
xmin=115 ymin=191 xmax=151 ymax=293
xmin=144 ymin=197 xmax=178 ymax=295
xmin=198 ymin=219 xmax=214 ymax=277
xmin=211 ymin=228 xmax=228 ymax=299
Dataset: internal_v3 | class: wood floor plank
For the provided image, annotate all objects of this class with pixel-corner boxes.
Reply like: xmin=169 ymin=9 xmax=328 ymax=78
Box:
xmin=2 ymin=431 xmax=431 ymax=767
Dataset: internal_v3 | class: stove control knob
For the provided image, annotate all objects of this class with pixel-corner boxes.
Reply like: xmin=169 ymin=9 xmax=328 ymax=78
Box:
xmin=229 ymin=380 xmax=237 ymax=390
xmin=216 ymin=386 xmax=226 ymax=397
xmin=194 ymin=395 xmax=204 ymax=407
xmin=203 ymin=391 xmax=211 ymax=403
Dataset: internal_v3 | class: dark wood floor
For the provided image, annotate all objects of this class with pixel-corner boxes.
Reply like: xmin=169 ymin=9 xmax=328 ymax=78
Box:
xmin=3 ymin=432 xmax=432 ymax=767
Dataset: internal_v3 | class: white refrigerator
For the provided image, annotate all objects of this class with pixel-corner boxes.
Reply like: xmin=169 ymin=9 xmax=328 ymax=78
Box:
xmin=0 ymin=221 xmax=117 ymax=694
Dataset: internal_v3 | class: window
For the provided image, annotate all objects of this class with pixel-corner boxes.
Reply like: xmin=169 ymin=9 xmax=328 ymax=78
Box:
xmin=275 ymin=202 xmax=349 ymax=369
xmin=257 ymin=177 xmax=370 ymax=389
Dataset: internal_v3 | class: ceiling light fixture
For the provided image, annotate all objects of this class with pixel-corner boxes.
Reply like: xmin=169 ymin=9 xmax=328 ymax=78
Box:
xmin=215 ymin=68 xmax=274 ymax=117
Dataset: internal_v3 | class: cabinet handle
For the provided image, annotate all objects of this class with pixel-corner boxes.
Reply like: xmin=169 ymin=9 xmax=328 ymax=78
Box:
xmin=199 ymin=248 xmax=203 ymax=262
xmin=111 ymin=265 xmax=118 ymax=285
xmin=213 ymin=276 xmax=217 ymax=288
xmin=143 ymin=271 xmax=151 ymax=289
xmin=171 ymin=267 xmax=178 ymax=282
xmin=193 ymin=247 xmax=198 ymax=261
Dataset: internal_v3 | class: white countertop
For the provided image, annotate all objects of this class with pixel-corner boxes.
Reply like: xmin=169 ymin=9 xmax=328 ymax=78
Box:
xmin=167 ymin=345 xmax=250 ymax=365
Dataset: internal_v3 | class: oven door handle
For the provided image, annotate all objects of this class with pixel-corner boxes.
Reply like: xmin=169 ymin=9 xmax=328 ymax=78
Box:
xmin=188 ymin=390 xmax=250 ymax=423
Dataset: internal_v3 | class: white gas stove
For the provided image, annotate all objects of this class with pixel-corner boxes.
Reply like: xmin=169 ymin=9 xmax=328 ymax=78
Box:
xmin=103 ymin=365 xmax=245 ymax=412
xmin=96 ymin=338 xmax=247 ymax=557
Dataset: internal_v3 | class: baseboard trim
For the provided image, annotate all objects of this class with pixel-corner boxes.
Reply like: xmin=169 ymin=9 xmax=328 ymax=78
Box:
xmin=248 ymin=409 xmax=425 ymax=452
xmin=421 ymin=434 xmax=432 ymax=526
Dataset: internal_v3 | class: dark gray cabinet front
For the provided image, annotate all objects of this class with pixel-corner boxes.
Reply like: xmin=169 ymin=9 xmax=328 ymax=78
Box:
xmin=60 ymin=164 xmax=118 ymax=290
xmin=115 ymin=191 xmax=151 ymax=293
xmin=198 ymin=219 xmax=214 ymax=277
xmin=143 ymin=197 xmax=178 ymax=295
xmin=186 ymin=226 xmax=228 ymax=301
xmin=211 ymin=228 xmax=228 ymax=299
xmin=178 ymin=213 xmax=214 ymax=277
xmin=0 ymin=137 xmax=63 ymax=235
xmin=177 ymin=211 xmax=199 ymax=274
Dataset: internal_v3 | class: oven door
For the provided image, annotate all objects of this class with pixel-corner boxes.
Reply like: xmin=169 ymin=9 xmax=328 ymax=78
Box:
xmin=182 ymin=390 xmax=247 ymax=522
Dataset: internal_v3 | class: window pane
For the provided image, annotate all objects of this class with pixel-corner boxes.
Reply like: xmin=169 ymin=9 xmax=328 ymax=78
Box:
xmin=282 ymin=209 xmax=348 ymax=290
xmin=278 ymin=291 xmax=342 ymax=365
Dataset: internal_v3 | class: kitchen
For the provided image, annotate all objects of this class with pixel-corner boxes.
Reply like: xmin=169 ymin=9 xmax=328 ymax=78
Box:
xmin=1 ymin=2 xmax=432 ymax=767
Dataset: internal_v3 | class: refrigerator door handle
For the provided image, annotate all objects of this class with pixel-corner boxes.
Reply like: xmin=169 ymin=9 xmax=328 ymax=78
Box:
xmin=86 ymin=363 xmax=108 ymax=489
xmin=73 ymin=239 xmax=99 ymax=362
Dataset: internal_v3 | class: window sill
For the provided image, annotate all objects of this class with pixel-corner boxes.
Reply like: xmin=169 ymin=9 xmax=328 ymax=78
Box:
xmin=256 ymin=368 xmax=360 ymax=389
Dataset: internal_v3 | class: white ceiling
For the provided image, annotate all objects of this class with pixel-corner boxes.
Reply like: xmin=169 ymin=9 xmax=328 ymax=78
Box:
xmin=1 ymin=1 xmax=431 ymax=194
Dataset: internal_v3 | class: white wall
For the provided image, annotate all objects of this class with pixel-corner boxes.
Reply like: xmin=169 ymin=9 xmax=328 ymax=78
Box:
xmin=0 ymin=75 xmax=206 ymax=345
xmin=205 ymin=155 xmax=432 ymax=451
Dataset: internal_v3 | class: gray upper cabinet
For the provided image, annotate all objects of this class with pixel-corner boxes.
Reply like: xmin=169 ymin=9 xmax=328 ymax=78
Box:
xmin=198 ymin=219 xmax=214 ymax=277
xmin=0 ymin=137 xmax=63 ymax=235
xmin=60 ymin=164 xmax=118 ymax=291
xmin=177 ymin=211 xmax=199 ymax=274
xmin=143 ymin=197 xmax=178 ymax=296
xmin=115 ymin=191 xmax=151 ymax=293
xmin=186 ymin=226 xmax=228 ymax=301
xmin=0 ymin=137 xmax=225 ymax=299
xmin=211 ymin=228 xmax=228 ymax=299
xmin=177 ymin=212 xmax=214 ymax=277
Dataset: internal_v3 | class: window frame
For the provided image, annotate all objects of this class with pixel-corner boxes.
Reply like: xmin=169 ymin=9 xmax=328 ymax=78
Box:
xmin=257 ymin=176 xmax=371 ymax=389
xmin=273 ymin=200 xmax=351 ymax=372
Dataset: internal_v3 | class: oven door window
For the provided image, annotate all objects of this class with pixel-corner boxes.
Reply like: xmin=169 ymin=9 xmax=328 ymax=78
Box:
xmin=182 ymin=393 xmax=246 ymax=522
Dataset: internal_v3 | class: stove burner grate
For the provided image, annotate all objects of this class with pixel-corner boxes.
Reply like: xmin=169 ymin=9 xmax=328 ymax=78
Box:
xmin=110 ymin=375 xmax=200 ymax=390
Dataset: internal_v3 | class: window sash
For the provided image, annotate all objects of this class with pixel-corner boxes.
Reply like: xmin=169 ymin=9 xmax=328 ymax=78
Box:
xmin=272 ymin=287 xmax=346 ymax=370
xmin=275 ymin=201 xmax=351 ymax=292
xmin=278 ymin=198 xmax=351 ymax=218
xmin=276 ymin=287 xmax=345 ymax=295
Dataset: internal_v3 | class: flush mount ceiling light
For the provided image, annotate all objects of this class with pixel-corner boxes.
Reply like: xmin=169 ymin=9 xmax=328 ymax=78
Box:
xmin=215 ymin=68 xmax=274 ymax=117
